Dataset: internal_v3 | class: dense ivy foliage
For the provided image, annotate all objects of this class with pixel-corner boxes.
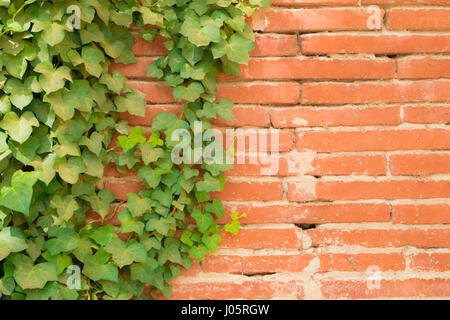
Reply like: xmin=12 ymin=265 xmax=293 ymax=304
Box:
xmin=0 ymin=0 xmax=268 ymax=300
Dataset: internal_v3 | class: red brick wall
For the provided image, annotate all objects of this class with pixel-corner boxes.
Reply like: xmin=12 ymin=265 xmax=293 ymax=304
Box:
xmin=109 ymin=0 xmax=450 ymax=299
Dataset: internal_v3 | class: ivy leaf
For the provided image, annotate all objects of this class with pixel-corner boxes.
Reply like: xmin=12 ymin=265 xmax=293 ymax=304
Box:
xmin=0 ymin=277 xmax=15 ymax=297
xmin=81 ymin=46 xmax=105 ymax=78
xmin=126 ymin=193 xmax=152 ymax=217
xmin=3 ymin=78 xmax=33 ymax=109
xmin=139 ymin=144 xmax=164 ymax=165
xmin=138 ymin=167 xmax=170 ymax=189
xmin=147 ymin=64 xmax=163 ymax=79
xmin=0 ymin=111 xmax=39 ymax=144
xmin=151 ymin=112 xmax=178 ymax=131
xmin=83 ymin=248 xmax=119 ymax=282
xmin=114 ymin=89 xmax=146 ymax=117
xmin=145 ymin=215 xmax=174 ymax=236
xmin=215 ymin=98 xmax=234 ymax=123
xmin=117 ymin=126 xmax=146 ymax=152
xmin=55 ymin=157 xmax=86 ymax=185
xmin=41 ymin=23 xmax=66 ymax=47
xmin=31 ymin=154 xmax=56 ymax=185
xmin=191 ymin=209 xmax=214 ymax=233
xmin=0 ymin=227 xmax=28 ymax=261
xmin=43 ymin=89 xmax=74 ymax=121
xmin=205 ymin=199 xmax=225 ymax=218
xmin=180 ymin=16 xmax=221 ymax=47
xmin=50 ymin=194 xmax=79 ymax=221
xmin=202 ymin=233 xmax=221 ymax=253
xmin=180 ymin=230 xmax=193 ymax=247
xmin=84 ymin=189 xmax=115 ymax=219
xmin=14 ymin=260 xmax=57 ymax=290
xmin=212 ymin=33 xmax=254 ymax=64
xmin=90 ymin=225 xmax=117 ymax=246
xmin=34 ymin=62 xmax=72 ymax=94
xmin=105 ymin=238 xmax=147 ymax=268
xmin=0 ymin=170 xmax=40 ymax=215
xmin=118 ymin=209 xmax=144 ymax=236
xmin=130 ymin=257 xmax=159 ymax=284
xmin=140 ymin=7 xmax=164 ymax=26
xmin=41 ymin=252 xmax=72 ymax=275
xmin=158 ymin=239 xmax=182 ymax=265
xmin=188 ymin=244 xmax=208 ymax=261
xmin=173 ymin=82 xmax=204 ymax=102
xmin=196 ymin=172 xmax=222 ymax=192
xmin=45 ymin=228 xmax=79 ymax=256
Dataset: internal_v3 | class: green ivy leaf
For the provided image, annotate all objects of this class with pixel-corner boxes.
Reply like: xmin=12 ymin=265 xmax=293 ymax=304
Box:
xmin=3 ymin=78 xmax=33 ymax=109
xmin=191 ymin=209 xmax=214 ymax=233
xmin=0 ymin=170 xmax=39 ymax=215
xmin=34 ymin=62 xmax=72 ymax=94
xmin=105 ymin=238 xmax=147 ymax=268
xmin=0 ymin=227 xmax=28 ymax=261
xmin=83 ymin=248 xmax=119 ymax=282
xmin=0 ymin=111 xmax=39 ymax=144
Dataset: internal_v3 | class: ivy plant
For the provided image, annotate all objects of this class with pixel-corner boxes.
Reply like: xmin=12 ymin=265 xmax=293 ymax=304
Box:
xmin=0 ymin=0 xmax=269 ymax=300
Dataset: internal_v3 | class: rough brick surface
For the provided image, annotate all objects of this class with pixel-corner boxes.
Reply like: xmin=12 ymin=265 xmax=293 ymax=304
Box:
xmin=105 ymin=0 xmax=450 ymax=300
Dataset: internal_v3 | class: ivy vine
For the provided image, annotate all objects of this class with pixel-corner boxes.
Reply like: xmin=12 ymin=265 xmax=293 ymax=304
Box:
xmin=0 ymin=0 xmax=268 ymax=300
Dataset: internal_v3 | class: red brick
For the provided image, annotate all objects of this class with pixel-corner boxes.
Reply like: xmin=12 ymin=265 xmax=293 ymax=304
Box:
xmin=251 ymin=8 xmax=384 ymax=32
xmin=271 ymin=106 xmax=400 ymax=127
xmin=211 ymin=106 xmax=270 ymax=127
xmin=309 ymin=154 xmax=387 ymax=176
xmin=251 ymin=34 xmax=298 ymax=57
xmin=219 ymin=228 xmax=302 ymax=249
xmin=307 ymin=228 xmax=450 ymax=248
xmin=221 ymin=203 xmax=390 ymax=224
xmin=201 ymin=255 xmax=242 ymax=273
xmin=225 ymin=154 xmax=387 ymax=176
xmin=388 ymin=9 xmax=450 ymax=30
xmin=322 ymin=279 xmax=450 ymax=299
xmin=390 ymin=153 xmax=450 ymax=175
xmin=302 ymin=80 xmax=450 ymax=104
xmin=288 ymin=180 xmax=450 ymax=201
xmin=217 ymin=82 xmax=301 ymax=105
xmin=404 ymin=106 xmax=450 ymax=124
xmin=131 ymin=34 xmax=167 ymax=56
xmin=243 ymin=253 xmax=405 ymax=273
xmin=397 ymin=56 xmax=450 ymax=79
xmin=212 ymin=181 xmax=284 ymax=201
xmin=362 ymin=0 xmax=450 ymax=4
xmin=301 ymin=34 xmax=450 ymax=54
xmin=297 ymin=129 xmax=450 ymax=152
xmin=272 ymin=0 xmax=358 ymax=5
xmin=222 ymin=58 xmax=395 ymax=80
xmin=319 ymin=253 xmax=406 ymax=272
xmin=410 ymin=253 xmax=450 ymax=272
xmin=392 ymin=204 xmax=450 ymax=224
xmin=110 ymin=57 xmax=155 ymax=79
xmin=169 ymin=280 xmax=304 ymax=300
